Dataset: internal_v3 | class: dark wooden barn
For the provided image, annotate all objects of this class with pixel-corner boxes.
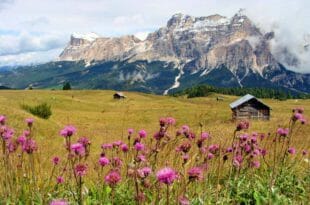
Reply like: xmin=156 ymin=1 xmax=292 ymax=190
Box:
xmin=230 ymin=94 xmax=270 ymax=120
xmin=113 ymin=92 xmax=126 ymax=99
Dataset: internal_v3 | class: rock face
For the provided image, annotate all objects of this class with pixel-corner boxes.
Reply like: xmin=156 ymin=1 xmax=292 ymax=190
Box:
xmin=1 ymin=12 xmax=309 ymax=94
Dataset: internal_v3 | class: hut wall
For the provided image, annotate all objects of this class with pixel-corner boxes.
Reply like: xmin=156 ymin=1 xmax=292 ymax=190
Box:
xmin=233 ymin=99 xmax=270 ymax=120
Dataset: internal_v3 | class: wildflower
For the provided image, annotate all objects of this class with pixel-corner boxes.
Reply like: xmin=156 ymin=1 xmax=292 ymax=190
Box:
xmin=137 ymin=154 xmax=146 ymax=162
xmin=25 ymin=118 xmax=34 ymax=127
xmin=201 ymin=132 xmax=209 ymax=140
xmin=293 ymin=107 xmax=304 ymax=114
xmin=137 ymin=167 xmax=152 ymax=178
xmin=178 ymin=195 xmax=190 ymax=205
xmin=75 ymin=164 xmax=87 ymax=176
xmin=138 ymin=130 xmax=147 ymax=138
xmin=56 ymin=176 xmax=64 ymax=184
xmin=1 ymin=127 xmax=14 ymax=141
xmin=112 ymin=157 xmax=122 ymax=167
xmin=156 ymin=167 xmax=178 ymax=185
xmin=0 ymin=115 xmax=6 ymax=125
xmin=233 ymin=155 xmax=243 ymax=167
xmin=113 ymin=140 xmax=123 ymax=148
xmin=236 ymin=121 xmax=249 ymax=131
xmin=159 ymin=118 xmax=167 ymax=126
xmin=78 ymin=137 xmax=90 ymax=147
xmin=99 ymin=157 xmax=110 ymax=166
xmin=71 ymin=143 xmax=85 ymax=156
xmin=120 ymin=143 xmax=129 ymax=152
xmin=207 ymin=153 xmax=214 ymax=160
xmin=153 ymin=131 xmax=165 ymax=141
xmin=208 ymin=144 xmax=219 ymax=154
xmin=166 ymin=117 xmax=176 ymax=126
xmin=50 ymin=199 xmax=68 ymax=205
xmin=277 ymin=128 xmax=289 ymax=137
xmin=52 ymin=156 xmax=60 ymax=165
xmin=196 ymin=139 xmax=204 ymax=148
xmin=176 ymin=142 xmax=191 ymax=153
xmin=182 ymin=154 xmax=189 ymax=163
xmin=60 ymin=125 xmax=76 ymax=138
xmin=7 ymin=140 xmax=17 ymax=153
xmin=17 ymin=135 xmax=26 ymax=145
xmin=292 ymin=112 xmax=303 ymax=121
xmin=261 ymin=149 xmax=267 ymax=156
xmin=288 ymin=147 xmax=296 ymax=155
xmin=239 ymin=134 xmax=249 ymax=141
xmin=188 ymin=167 xmax=203 ymax=181
xmin=128 ymin=128 xmax=134 ymax=135
xmin=134 ymin=142 xmax=145 ymax=151
xmin=22 ymin=139 xmax=37 ymax=154
xmin=226 ymin=147 xmax=233 ymax=153
xmin=101 ymin=143 xmax=113 ymax=149
xmin=105 ymin=170 xmax=121 ymax=186
xmin=181 ymin=125 xmax=190 ymax=134
xmin=251 ymin=161 xmax=260 ymax=168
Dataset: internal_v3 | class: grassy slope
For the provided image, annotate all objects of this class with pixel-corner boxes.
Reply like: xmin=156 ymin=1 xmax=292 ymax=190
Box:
xmin=0 ymin=90 xmax=309 ymax=174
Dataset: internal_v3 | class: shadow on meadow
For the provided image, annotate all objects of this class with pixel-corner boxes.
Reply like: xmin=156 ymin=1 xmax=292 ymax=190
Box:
xmin=0 ymin=108 xmax=309 ymax=204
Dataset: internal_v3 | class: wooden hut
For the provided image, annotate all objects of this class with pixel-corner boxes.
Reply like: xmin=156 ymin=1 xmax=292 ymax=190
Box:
xmin=113 ymin=92 xmax=126 ymax=99
xmin=230 ymin=94 xmax=270 ymax=120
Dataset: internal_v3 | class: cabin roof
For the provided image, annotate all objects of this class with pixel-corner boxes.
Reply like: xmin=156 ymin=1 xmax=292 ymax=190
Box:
xmin=229 ymin=94 xmax=270 ymax=109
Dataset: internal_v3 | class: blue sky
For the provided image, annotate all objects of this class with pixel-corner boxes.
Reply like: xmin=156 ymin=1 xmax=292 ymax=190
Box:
xmin=0 ymin=0 xmax=309 ymax=72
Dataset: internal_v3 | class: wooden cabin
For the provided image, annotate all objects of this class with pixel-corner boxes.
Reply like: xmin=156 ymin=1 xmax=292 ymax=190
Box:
xmin=113 ymin=92 xmax=126 ymax=99
xmin=230 ymin=94 xmax=270 ymax=120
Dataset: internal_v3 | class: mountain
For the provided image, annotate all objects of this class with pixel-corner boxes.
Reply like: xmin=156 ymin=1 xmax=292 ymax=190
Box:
xmin=0 ymin=11 xmax=309 ymax=94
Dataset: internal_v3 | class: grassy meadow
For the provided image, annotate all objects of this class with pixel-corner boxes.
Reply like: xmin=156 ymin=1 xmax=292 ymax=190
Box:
xmin=0 ymin=90 xmax=309 ymax=204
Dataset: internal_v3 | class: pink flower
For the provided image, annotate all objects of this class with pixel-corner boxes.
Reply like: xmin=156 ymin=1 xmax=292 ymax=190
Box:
xmin=138 ymin=130 xmax=147 ymax=138
xmin=156 ymin=167 xmax=178 ymax=185
xmin=233 ymin=155 xmax=243 ymax=167
xmin=137 ymin=167 xmax=152 ymax=178
xmin=188 ymin=167 xmax=203 ymax=181
xmin=159 ymin=118 xmax=167 ymax=126
xmin=75 ymin=164 xmax=87 ymax=176
xmin=78 ymin=137 xmax=90 ymax=147
xmin=120 ymin=143 xmax=129 ymax=152
xmin=277 ymin=128 xmax=289 ymax=137
xmin=1 ymin=126 xmax=14 ymax=141
xmin=166 ymin=117 xmax=176 ymax=126
xmin=60 ymin=125 xmax=76 ymax=138
xmin=71 ymin=143 xmax=85 ymax=156
xmin=25 ymin=118 xmax=34 ymax=127
xmin=292 ymin=112 xmax=303 ymax=121
xmin=208 ymin=144 xmax=219 ymax=154
xmin=181 ymin=125 xmax=190 ymax=134
xmin=302 ymin=150 xmax=308 ymax=156
xmin=112 ymin=157 xmax=123 ymax=167
xmin=22 ymin=139 xmax=37 ymax=154
xmin=288 ymin=147 xmax=296 ymax=155
xmin=52 ymin=156 xmax=60 ymax=165
xmin=293 ymin=107 xmax=304 ymax=114
xmin=128 ymin=128 xmax=134 ymax=135
xmin=101 ymin=143 xmax=113 ymax=149
xmin=50 ymin=199 xmax=68 ymax=205
xmin=7 ymin=140 xmax=16 ymax=153
xmin=134 ymin=142 xmax=145 ymax=151
xmin=201 ymin=132 xmax=209 ymax=140
xmin=251 ymin=161 xmax=260 ymax=168
xmin=113 ymin=140 xmax=123 ymax=147
xmin=182 ymin=154 xmax=189 ymax=163
xmin=99 ymin=157 xmax=110 ymax=167
xmin=17 ymin=135 xmax=26 ymax=145
xmin=207 ymin=153 xmax=214 ymax=160
xmin=236 ymin=121 xmax=249 ymax=131
xmin=56 ymin=176 xmax=64 ymax=184
xmin=0 ymin=115 xmax=6 ymax=125
xmin=137 ymin=154 xmax=146 ymax=162
xmin=178 ymin=195 xmax=190 ymax=205
xmin=105 ymin=170 xmax=121 ymax=186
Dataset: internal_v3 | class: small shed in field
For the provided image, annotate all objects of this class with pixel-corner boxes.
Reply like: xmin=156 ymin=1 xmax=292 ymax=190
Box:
xmin=230 ymin=94 xmax=270 ymax=120
xmin=113 ymin=92 xmax=126 ymax=99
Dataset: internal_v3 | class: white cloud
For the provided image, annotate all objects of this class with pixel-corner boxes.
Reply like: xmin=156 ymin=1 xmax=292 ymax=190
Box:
xmin=134 ymin=31 xmax=149 ymax=41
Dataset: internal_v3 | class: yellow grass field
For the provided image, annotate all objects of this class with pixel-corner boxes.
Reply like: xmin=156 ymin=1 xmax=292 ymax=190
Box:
xmin=0 ymin=90 xmax=309 ymax=174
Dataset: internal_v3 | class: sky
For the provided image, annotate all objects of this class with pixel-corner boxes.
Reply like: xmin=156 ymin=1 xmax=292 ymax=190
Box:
xmin=0 ymin=0 xmax=309 ymax=72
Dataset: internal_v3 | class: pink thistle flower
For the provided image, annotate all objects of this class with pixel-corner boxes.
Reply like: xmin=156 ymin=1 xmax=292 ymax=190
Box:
xmin=74 ymin=164 xmax=87 ymax=176
xmin=182 ymin=154 xmax=189 ymax=163
xmin=113 ymin=140 xmax=123 ymax=148
xmin=0 ymin=115 xmax=6 ymax=125
xmin=137 ymin=154 xmax=146 ymax=162
xmin=292 ymin=112 xmax=303 ymax=121
xmin=207 ymin=153 xmax=214 ymax=160
xmin=128 ymin=128 xmax=134 ymax=135
xmin=188 ymin=167 xmax=203 ymax=181
xmin=177 ymin=142 xmax=191 ymax=153
xmin=226 ymin=147 xmax=233 ymax=153
xmin=120 ymin=143 xmax=129 ymax=152
xmin=70 ymin=143 xmax=85 ymax=156
xmin=261 ymin=149 xmax=267 ymax=156
xmin=166 ymin=117 xmax=176 ymax=126
xmin=112 ymin=157 xmax=123 ymax=167
xmin=251 ymin=161 xmax=260 ymax=168
xmin=7 ymin=140 xmax=17 ymax=153
xmin=233 ymin=155 xmax=243 ymax=167
xmin=23 ymin=130 xmax=30 ymax=137
xmin=138 ymin=130 xmax=147 ymax=138
xmin=153 ymin=131 xmax=165 ymax=141
xmin=101 ymin=143 xmax=113 ymax=149
xmin=201 ymin=132 xmax=209 ymax=140
xmin=50 ymin=199 xmax=68 ymax=205
xmin=60 ymin=125 xmax=76 ymax=138
xmin=181 ymin=125 xmax=190 ymax=134
xmin=22 ymin=139 xmax=37 ymax=154
xmin=137 ymin=167 xmax=152 ymax=178
xmin=159 ymin=118 xmax=167 ymax=127
xmin=288 ymin=147 xmax=296 ymax=155
xmin=1 ymin=126 xmax=14 ymax=141
xmin=134 ymin=142 xmax=145 ymax=151
xmin=78 ymin=137 xmax=90 ymax=147
xmin=239 ymin=134 xmax=249 ymax=142
xmin=52 ymin=156 xmax=60 ymax=165
xmin=178 ymin=195 xmax=190 ymax=205
xmin=56 ymin=176 xmax=64 ymax=184
xmin=208 ymin=144 xmax=219 ymax=154
xmin=277 ymin=128 xmax=289 ymax=137
xmin=99 ymin=157 xmax=110 ymax=167
xmin=105 ymin=170 xmax=121 ymax=186
xmin=156 ymin=167 xmax=178 ymax=185
xmin=293 ymin=107 xmax=304 ymax=114
xmin=17 ymin=135 xmax=26 ymax=145
xmin=25 ymin=118 xmax=34 ymax=127
xmin=236 ymin=121 xmax=249 ymax=131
